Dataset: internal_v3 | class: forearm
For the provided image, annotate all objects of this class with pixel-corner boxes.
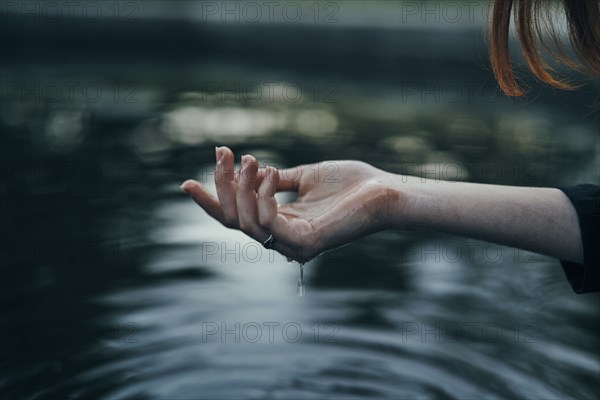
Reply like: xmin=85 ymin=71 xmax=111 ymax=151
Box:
xmin=389 ymin=175 xmax=583 ymax=263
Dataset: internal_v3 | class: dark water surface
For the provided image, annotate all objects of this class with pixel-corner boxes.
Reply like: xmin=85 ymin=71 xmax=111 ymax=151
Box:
xmin=2 ymin=14 xmax=599 ymax=400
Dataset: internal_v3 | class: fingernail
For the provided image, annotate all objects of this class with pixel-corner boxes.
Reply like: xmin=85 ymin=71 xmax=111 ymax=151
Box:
xmin=216 ymin=146 xmax=224 ymax=164
xmin=180 ymin=181 xmax=189 ymax=192
xmin=241 ymin=154 xmax=251 ymax=165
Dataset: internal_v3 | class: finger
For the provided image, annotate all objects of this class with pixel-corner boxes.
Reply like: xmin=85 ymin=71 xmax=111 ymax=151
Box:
xmin=180 ymin=179 xmax=225 ymax=222
xmin=236 ymin=154 xmax=269 ymax=239
xmin=237 ymin=164 xmax=301 ymax=258
xmin=251 ymin=168 xmax=268 ymax=190
xmin=257 ymin=167 xmax=296 ymax=243
xmin=215 ymin=146 xmax=239 ymax=228
xmin=247 ymin=166 xmax=300 ymax=192
xmin=277 ymin=166 xmax=302 ymax=192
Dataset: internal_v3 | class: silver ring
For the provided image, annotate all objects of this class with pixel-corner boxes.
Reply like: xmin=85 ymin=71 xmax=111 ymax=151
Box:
xmin=263 ymin=234 xmax=276 ymax=249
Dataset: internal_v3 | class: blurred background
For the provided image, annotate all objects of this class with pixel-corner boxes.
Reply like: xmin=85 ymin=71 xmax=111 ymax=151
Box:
xmin=1 ymin=1 xmax=599 ymax=399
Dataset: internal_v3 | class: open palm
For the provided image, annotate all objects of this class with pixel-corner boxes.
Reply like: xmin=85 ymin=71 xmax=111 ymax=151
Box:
xmin=181 ymin=147 xmax=402 ymax=262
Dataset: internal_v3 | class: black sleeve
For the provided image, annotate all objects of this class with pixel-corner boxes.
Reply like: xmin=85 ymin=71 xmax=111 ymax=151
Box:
xmin=557 ymin=184 xmax=600 ymax=294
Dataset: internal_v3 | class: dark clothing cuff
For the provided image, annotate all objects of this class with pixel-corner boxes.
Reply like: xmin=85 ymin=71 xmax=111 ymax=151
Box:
xmin=558 ymin=184 xmax=600 ymax=294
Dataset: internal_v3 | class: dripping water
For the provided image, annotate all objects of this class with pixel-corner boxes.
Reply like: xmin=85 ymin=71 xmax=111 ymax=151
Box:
xmin=286 ymin=257 xmax=305 ymax=297
xmin=297 ymin=263 xmax=305 ymax=297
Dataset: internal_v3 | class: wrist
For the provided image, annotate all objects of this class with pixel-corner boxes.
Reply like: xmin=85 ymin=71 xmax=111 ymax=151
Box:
xmin=382 ymin=172 xmax=423 ymax=230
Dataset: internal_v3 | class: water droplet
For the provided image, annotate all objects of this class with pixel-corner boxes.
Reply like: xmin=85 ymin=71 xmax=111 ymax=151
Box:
xmin=297 ymin=263 xmax=305 ymax=297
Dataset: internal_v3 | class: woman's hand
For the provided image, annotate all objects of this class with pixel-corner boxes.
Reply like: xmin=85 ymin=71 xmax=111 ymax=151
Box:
xmin=181 ymin=146 xmax=584 ymax=265
xmin=181 ymin=146 xmax=407 ymax=262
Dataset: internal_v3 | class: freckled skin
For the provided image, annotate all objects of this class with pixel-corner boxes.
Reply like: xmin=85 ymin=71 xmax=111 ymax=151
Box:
xmin=181 ymin=146 xmax=583 ymax=265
